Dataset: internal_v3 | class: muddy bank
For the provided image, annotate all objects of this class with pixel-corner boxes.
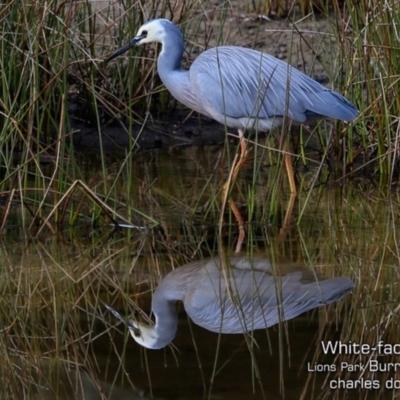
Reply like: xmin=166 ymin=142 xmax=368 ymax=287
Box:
xmin=69 ymin=111 xmax=228 ymax=150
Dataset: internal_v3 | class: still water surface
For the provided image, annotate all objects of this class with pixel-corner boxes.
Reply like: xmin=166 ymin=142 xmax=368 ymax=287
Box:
xmin=1 ymin=144 xmax=399 ymax=399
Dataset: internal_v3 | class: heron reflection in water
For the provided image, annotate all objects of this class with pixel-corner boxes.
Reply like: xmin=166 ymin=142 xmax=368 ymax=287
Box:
xmin=104 ymin=256 xmax=353 ymax=349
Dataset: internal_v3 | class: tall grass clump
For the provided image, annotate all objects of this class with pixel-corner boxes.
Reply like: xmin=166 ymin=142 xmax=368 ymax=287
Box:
xmin=0 ymin=1 xmax=93 ymax=228
xmin=0 ymin=0 xmax=231 ymax=232
xmin=343 ymin=0 xmax=400 ymax=177
xmin=0 ymin=0 xmax=176 ymax=231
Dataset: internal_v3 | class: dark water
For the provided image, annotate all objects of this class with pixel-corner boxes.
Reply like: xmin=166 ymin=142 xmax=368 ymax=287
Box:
xmin=93 ymin=299 xmax=343 ymax=400
xmin=1 ymin=144 xmax=399 ymax=400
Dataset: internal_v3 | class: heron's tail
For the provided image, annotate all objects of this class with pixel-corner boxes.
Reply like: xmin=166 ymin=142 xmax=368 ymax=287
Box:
xmin=316 ymin=277 xmax=354 ymax=304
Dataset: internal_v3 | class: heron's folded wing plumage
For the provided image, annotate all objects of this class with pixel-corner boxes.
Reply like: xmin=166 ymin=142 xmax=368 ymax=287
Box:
xmin=190 ymin=46 xmax=358 ymax=122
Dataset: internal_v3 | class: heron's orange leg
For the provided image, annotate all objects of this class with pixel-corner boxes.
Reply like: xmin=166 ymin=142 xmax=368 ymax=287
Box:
xmin=274 ymin=133 xmax=297 ymax=195
xmin=275 ymin=135 xmax=297 ymax=243
xmin=221 ymin=129 xmax=249 ymax=253
xmin=283 ymin=143 xmax=297 ymax=195
xmin=231 ymin=129 xmax=249 ymax=181
xmin=276 ymin=192 xmax=296 ymax=244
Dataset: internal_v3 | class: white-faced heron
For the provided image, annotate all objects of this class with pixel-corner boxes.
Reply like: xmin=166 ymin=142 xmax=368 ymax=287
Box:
xmin=104 ymin=256 xmax=354 ymax=349
xmin=106 ymin=19 xmax=359 ymax=194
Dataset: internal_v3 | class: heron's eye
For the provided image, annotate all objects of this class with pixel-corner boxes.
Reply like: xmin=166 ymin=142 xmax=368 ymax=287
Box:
xmin=132 ymin=330 xmax=141 ymax=338
xmin=141 ymin=30 xmax=148 ymax=36
xmin=127 ymin=320 xmax=141 ymax=337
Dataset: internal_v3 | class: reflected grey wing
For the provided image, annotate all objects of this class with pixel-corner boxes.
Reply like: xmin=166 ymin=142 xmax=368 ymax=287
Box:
xmin=231 ymin=272 xmax=353 ymax=330
xmin=185 ymin=269 xmax=353 ymax=334
xmin=190 ymin=46 xmax=358 ymax=122
xmin=275 ymin=275 xmax=354 ymax=321
xmin=184 ymin=269 xmax=282 ymax=333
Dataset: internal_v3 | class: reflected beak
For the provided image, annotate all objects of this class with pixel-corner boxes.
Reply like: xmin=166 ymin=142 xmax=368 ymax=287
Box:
xmin=103 ymin=302 xmax=141 ymax=336
xmin=105 ymin=34 xmax=146 ymax=63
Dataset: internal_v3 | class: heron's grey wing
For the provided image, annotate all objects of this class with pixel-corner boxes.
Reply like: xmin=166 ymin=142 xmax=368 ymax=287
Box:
xmin=190 ymin=46 xmax=357 ymax=122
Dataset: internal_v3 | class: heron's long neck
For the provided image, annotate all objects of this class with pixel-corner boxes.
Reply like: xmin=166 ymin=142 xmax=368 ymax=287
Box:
xmin=151 ymin=289 xmax=179 ymax=346
xmin=149 ymin=267 xmax=191 ymax=348
xmin=157 ymin=31 xmax=188 ymax=90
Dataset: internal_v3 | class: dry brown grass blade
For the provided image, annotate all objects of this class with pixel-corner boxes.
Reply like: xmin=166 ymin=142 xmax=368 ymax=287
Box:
xmin=34 ymin=179 xmax=145 ymax=237
xmin=0 ymin=189 xmax=15 ymax=233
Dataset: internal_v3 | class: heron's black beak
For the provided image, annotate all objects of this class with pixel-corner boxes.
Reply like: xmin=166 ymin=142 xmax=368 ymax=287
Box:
xmin=105 ymin=33 xmax=146 ymax=63
xmin=103 ymin=302 xmax=141 ymax=336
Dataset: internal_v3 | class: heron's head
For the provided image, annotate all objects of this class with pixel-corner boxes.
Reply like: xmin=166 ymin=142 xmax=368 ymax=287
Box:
xmin=127 ymin=320 xmax=168 ymax=350
xmin=105 ymin=19 xmax=175 ymax=62
xmin=103 ymin=303 xmax=172 ymax=350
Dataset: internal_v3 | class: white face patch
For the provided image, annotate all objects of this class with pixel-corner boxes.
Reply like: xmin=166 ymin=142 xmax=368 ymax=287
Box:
xmin=136 ymin=20 xmax=166 ymax=45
